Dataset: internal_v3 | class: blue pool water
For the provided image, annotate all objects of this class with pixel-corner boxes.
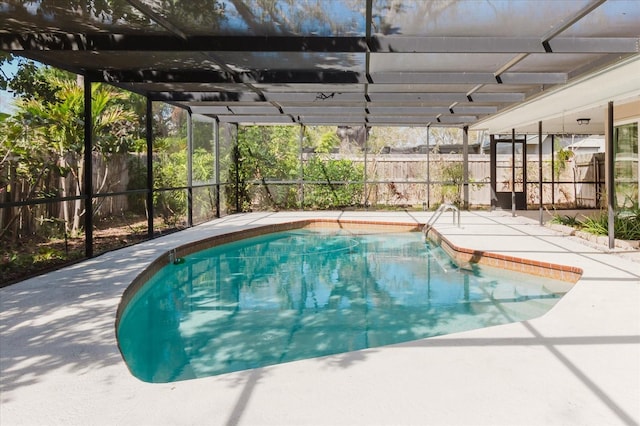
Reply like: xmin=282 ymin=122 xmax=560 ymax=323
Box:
xmin=117 ymin=229 xmax=572 ymax=383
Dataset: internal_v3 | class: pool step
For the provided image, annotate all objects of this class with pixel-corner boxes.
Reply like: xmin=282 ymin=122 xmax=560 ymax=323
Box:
xmin=425 ymin=244 xmax=457 ymax=273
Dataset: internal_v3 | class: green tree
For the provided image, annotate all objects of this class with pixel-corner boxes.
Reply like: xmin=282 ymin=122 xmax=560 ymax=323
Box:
xmin=153 ymin=136 xmax=188 ymax=225
xmin=303 ymin=156 xmax=364 ymax=209
xmin=439 ymin=161 xmax=464 ymax=206
xmin=1 ymin=70 xmax=136 ymax=236
xmin=315 ymin=132 xmax=341 ymax=154
xmin=0 ymin=54 xmax=59 ymax=105
xmin=303 ymin=126 xmax=341 ymax=153
xmin=227 ymin=126 xmax=300 ymax=212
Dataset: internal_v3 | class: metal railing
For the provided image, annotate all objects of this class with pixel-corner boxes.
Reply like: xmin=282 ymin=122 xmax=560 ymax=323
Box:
xmin=423 ymin=203 xmax=461 ymax=233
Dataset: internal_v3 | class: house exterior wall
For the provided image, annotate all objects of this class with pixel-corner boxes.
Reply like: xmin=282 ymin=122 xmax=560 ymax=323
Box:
xmin=615 ymin=100 xmax=640 ymax=123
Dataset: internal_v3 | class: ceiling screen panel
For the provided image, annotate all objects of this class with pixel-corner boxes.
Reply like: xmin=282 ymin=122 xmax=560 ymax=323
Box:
xmin=214 ymin=52 xmax=366 ymax=72
xmin=0 ymin=0 xmax=163 ymax=33
xmin=370 ymin=0 xmax=593 ymax=37
xmin=511 ymin=53 xmax=608 ymax=74
xmin=369 ymin=52 xmax=515 ymax=73
xmin=151 ymin=0 xmax=367 ymax=36
xmin=560 ymin=0 xmax=640 ymax=37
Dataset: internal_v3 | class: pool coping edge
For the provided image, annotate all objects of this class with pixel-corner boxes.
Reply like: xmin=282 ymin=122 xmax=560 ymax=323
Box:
xmin=116 ymin=218 xmax=583 ymax=333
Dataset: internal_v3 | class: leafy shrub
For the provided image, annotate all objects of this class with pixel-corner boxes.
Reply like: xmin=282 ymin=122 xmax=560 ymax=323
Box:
xmin=580 ymin=209 xmax=640 ymax=240
xmin=303 ymin=156 xmax=364 ymax=209
xmin=33 ymin=247 xmax=65 ymax=263
xmin=153 ymin=148 xmax=188 ymax=225
xmin=580 ymin=214 xmax=608 ymax=236
xmin=614 ymin=209 xmax=640 ymax=240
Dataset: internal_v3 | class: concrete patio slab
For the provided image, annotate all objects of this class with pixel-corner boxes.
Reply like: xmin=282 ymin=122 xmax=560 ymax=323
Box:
xmin=1 ymin=211 xmax=638 ymax=426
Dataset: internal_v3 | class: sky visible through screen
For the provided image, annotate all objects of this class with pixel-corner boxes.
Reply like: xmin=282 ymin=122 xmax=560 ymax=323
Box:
xmin=0 ymin=58 xmax=19 ymax=114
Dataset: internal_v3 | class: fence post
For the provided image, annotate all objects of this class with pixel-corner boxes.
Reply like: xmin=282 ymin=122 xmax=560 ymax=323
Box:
xmin=426 ymin=125 xmax=431 ymax=209
xmin=606 ymin=101 xmax=615 ymax=249
xmin=538 ymin=121 xmax=543 ymax=225
xmin=551 ymin=135 xmax=555 ymax=206
xmin=83 ymin=76 xmax=93 ymax=258
xmin=299 ymin=124 xmax=305 ymax=210
xmin=511 ymin=128 xmax=516 ymax=217
xmin=187 ymin=110 xmax=193 ymax=227
xmin=463 ymin=126 xmax=469 ymax=210
xmin=214 ymin=118 xmax=220 ymax=218
xmin=146 ymin=97 xmax=154 ymax=237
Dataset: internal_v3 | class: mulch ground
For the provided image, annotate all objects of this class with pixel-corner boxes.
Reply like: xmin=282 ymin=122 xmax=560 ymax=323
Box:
xmin=1 ymin=216 xmax=179 ymax=286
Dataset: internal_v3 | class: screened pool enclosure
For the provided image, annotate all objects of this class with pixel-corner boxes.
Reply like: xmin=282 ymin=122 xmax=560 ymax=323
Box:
xmin=1 ymin=0 xmax=639 ymax=282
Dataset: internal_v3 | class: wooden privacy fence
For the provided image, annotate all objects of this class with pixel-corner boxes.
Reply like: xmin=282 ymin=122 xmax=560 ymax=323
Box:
xmin=326 ymin=152 xmax=603 ymax=208
xmin=2 ymin=151 xmax=605 ymax=238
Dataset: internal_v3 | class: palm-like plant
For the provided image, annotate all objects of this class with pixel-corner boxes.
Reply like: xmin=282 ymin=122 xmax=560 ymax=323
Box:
xmin=7 ymin=73 xmax=136 ymax=235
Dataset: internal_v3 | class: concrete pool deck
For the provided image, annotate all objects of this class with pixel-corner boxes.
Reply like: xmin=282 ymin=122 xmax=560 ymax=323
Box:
xmin=1 ymin=210 xmax=639 ymax=426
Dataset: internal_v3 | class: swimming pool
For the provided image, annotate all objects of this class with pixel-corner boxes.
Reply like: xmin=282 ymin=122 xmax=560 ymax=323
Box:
xmin=117 ymin=226 xmax=573 ymax=383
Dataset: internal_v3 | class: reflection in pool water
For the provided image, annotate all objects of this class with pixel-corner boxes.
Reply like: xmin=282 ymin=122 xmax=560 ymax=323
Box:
xmin=117 ymin=229 xmax=571 ymax=383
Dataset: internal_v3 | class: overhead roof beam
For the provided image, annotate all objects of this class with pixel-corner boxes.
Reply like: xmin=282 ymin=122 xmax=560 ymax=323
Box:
xmin=372 ymin=72 xmax=566 ymax=85
xmin=266 ymin=92 xmax=365 ymax=102
xmin=366 ymin=115 xmax=477 ymax=124
xmin=471 ymin=92 xmax=526 ymax=103
xmin=294 ymin=116 xmax=368 ymax=124
xmin=325 ymin=92 xmax=525 ymax=103
xmin=367 ymin=106 xmax=497 ymax=114
xmin=3 ymin=33 xmax=636 ymax=54
xmin=373 ymin=36 xmax=639 ymax=54
xmin=282 ymin=106 xmax=373 ymax=115
xmin=269 ymin=106 xmax=498 ymax=115
xmin=137 ymin=88 xmax=528 ymax=104
xmin=89 ymin=69 xmax=239 ymax=84
xmin=0 ymin=33 xmax=368 ymax=52
xmin=217 ymin=115 xmax=295 ymax=124
xmin=91 ymin=69 xmax=365 ymax=85
xmin=148 ymin=91 xmax=263 ymax=102
xmin=226 ymin=106 xmax=282 ymax=114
